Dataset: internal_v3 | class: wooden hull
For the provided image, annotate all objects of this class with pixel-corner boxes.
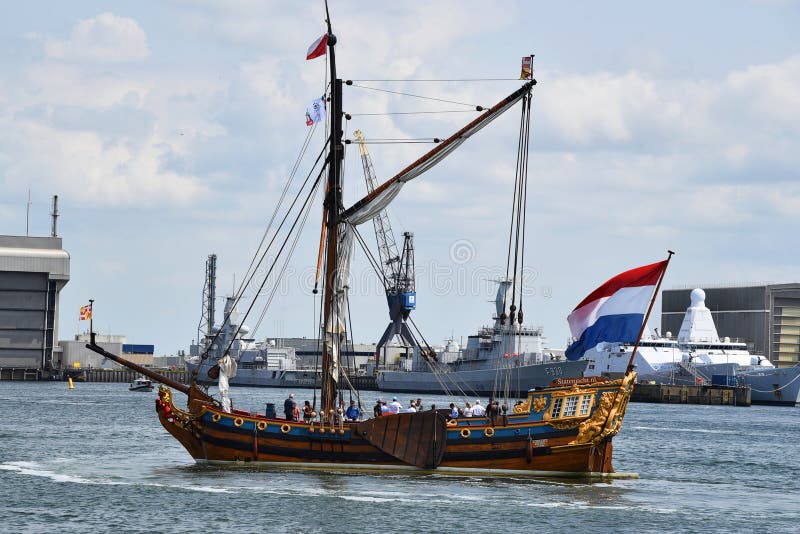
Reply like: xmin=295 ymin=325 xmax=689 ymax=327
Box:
xmin=155 ymin=374 xmax=635 ymax=477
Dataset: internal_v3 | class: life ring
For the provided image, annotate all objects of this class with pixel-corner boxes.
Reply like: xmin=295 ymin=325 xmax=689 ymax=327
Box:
xmin=233 ymin=417 xmax=244 ymax=427
xmin=211 ymin=413 xmax=221 ymax=422
xmin=446 ymin=419 xmax=458 ymax=427
xmin=280 ymin=424 xmax=291 ymax=434
xmin=484 ymin=427 xmax=495 ymax=438
xmin=256 ymin=421 xmax=267 ymax=431
xmin=460 ymin=428 xmax=471 ymax=439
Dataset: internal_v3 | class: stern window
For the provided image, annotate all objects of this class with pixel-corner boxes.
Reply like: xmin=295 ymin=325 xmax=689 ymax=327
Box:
xmin=579 ymin=395 xmax=592 ymax=416
xmin=562 ymin=396 xmax=579 ymax=417
xmin=551 ymin=397 xmax=563 ymax=417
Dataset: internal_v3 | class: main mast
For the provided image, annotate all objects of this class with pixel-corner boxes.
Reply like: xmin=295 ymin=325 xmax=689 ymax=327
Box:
xmin=320 ymin=3 xmax=343 ymax=415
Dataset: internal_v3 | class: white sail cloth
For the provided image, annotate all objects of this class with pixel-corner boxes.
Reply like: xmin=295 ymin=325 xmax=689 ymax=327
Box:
xmin=324 ymin=223 xmax=354 ymax=385
xmin=343 ymin=87 xmax=527 ymax=226
xmin=218 ymin=353 xmax=238 ymax=413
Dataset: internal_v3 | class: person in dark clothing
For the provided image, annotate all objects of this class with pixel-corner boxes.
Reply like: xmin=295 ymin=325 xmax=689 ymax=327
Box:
xmin=373 ymin=399 xmax=383 ymax=418
xmin=303 ymin=400 xmax=314 ymax=422
xmin=284 ymin=393 xmax=295 ymax=420
xmin=487 ymin=399 xmax=499 ymax=427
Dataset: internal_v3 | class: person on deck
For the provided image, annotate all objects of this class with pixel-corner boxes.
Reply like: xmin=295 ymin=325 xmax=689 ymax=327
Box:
xmin=472 ymin=399 xmax=486 ymax=417
xmin=303 ymin=400 xmax=314 ymax=423
xmin=487 ymin=399 xmax=499 ymax=426
xmin=291 ymin=401 xmax=300 ymax=422
xmin=374 ymin=399 xmax=383 ymax=418
xmin=346 ymin=400 xmax=360 ymax=421
xmin=284 ymin=393 xmax=295 ymax=420
xmin=463 ymin=402 xmax=473 ymax=417
xmin=449 ymin=403 xmax=459 ymax=419
xmin=406 ymin=400 xmax=417 ymax=413
xmin=389 ymin=396 xmax=403 ymax=414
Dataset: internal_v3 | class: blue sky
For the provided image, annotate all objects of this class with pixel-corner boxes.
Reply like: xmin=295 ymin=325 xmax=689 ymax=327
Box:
xmin=1 ymin=1 xmax=799 ymax=354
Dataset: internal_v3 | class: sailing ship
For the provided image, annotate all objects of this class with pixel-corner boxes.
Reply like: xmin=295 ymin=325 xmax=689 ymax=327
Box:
xmin=87 ymin=7 xmax=647 ymax=476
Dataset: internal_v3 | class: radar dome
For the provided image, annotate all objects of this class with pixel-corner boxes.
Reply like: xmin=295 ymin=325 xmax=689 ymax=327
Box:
xmin=239 ymin=324 xmax=250 ymax=335
xmin=690 ymin=288 xmax=706 ymax=307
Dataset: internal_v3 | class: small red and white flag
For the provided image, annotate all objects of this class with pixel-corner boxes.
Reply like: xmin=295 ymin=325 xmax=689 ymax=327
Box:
xmin=306 ymin=34 xmax=328 ymax=60
xmin=520 ymin=55 xmax=534 ymax=80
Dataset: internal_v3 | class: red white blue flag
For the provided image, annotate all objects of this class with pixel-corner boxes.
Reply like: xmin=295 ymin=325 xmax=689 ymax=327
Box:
xmin=306 ymin=34 xmax=328 ymax=60
xmin=565 ymin=260 xmax=668 ymax=360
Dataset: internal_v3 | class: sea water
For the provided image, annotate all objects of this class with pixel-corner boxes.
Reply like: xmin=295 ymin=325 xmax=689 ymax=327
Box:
xmin=1 ymin=382 xmax=797 ymax=533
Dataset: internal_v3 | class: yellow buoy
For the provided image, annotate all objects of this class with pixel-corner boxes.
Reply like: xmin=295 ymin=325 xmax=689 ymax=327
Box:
xmin=68 ymin=377 xmax=74 ymax=390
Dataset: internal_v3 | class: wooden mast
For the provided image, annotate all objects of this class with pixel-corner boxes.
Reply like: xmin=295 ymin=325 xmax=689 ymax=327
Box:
xmin=320 ymin=1 xmax=343 ymax=415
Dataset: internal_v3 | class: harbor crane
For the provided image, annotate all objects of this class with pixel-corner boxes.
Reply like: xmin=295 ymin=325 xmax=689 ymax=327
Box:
xmin=354 ymin=130 xmax=419 ymax=364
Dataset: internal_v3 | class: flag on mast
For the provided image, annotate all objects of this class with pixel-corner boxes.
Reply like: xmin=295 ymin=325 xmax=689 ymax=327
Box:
xmin=564 ymin=260 xmax=669 ymax=360
xmin=305 ymin=96 xmax=326 ymax=125
xmin=306 ymin=34 xmax=328 ymax=60
xmin=79 ymin=302 xmax=93 ymax=321
xmin=520 ymin=55 xmax=534 ymax=79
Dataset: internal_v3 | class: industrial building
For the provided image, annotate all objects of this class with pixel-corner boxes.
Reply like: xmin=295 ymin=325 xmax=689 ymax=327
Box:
xmin=0 ymin=234 xmax=70 ymax=379
xmin=58 ymin=334 xmax=155 ymax=369
xmin=662 ymin=283 xmax=800 ymax=368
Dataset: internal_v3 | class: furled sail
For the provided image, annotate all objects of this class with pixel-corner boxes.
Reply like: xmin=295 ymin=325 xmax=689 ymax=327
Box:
xmin=217 ymin=352 xmax=237 ymax=413
xmin=324 ymin=222 xmax=355 ymax=386
xmin=342 ymin=81 xmax=535 ymax=225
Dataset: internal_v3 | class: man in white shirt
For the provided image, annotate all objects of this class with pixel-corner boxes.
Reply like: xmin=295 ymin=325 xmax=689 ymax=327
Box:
xmin=389 ymin=396 xmax=403 ymax=414
xmin=472 ymin=399 xmax=486 ymax=417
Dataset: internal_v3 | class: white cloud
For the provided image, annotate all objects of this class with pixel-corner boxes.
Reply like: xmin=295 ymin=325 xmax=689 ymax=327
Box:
xmin=45 ymin=12 xmax=149 ymax=62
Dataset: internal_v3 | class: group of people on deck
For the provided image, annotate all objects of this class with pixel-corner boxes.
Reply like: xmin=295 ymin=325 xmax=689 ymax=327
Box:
xmin=283 ymin=392 xmax=506 ymax=424
xmin=283 ymin=393 xmax=361 ymax=422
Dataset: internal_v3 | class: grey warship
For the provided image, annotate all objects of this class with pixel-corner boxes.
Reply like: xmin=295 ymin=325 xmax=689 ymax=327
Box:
xmin=376 ymin=280 xmax=588 ymax=395
xmin=185 ymin=296 xmax=321 ymax=388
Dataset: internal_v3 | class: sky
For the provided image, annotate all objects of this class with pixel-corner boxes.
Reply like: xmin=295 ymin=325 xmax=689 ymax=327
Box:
xmin=1 ymin=1 xmax=799 ymax=355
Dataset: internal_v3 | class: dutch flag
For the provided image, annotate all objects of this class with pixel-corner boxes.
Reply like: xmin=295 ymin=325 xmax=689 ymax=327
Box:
xmin=565 ymin=260 xmax=669 ymax=361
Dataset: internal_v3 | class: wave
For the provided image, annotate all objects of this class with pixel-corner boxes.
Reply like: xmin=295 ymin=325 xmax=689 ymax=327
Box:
xmin=0 ymin=461 xmax=230 ymax=494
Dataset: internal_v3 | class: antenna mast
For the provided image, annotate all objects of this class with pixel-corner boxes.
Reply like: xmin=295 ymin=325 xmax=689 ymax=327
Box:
xmin=50 ymin=195 xmax=59 ymax=237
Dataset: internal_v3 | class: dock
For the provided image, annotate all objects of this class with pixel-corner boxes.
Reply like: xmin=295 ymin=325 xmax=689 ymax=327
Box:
xmin=631 ymin=383 xmax=751 ymax=406
xmin=70 ymin=368 xmax=189 ymax=384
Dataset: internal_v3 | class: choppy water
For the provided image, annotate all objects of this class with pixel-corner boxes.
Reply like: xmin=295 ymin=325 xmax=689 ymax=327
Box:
xmin=1 ymin=382 xmax=797 ymax=533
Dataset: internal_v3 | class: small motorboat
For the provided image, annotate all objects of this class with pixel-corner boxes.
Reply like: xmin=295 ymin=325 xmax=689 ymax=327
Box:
xmin=129 ymin=378 xmax=154 ymax=392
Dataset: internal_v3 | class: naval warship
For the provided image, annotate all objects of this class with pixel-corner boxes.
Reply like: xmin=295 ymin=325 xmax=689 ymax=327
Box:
xmin=376 ymin=280 xmax=589 ymax=396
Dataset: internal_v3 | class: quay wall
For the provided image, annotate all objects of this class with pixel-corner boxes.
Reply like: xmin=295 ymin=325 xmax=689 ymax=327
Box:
xmin=631 ymin=383 xmax=751 ymax=406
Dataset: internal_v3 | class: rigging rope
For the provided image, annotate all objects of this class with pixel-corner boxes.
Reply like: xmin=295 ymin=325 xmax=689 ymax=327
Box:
xmin=198 ymin=139 xmax=329 ymax=363
xmin=348 ymin=78 xmax=523 ymax=82
xmin=347 ymin=82 xmax=483 ymax=108
xmin=222 ymin=165 xmax=327 ymax=357
xmin=348 ymin=109 xmax=480 ymax=116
